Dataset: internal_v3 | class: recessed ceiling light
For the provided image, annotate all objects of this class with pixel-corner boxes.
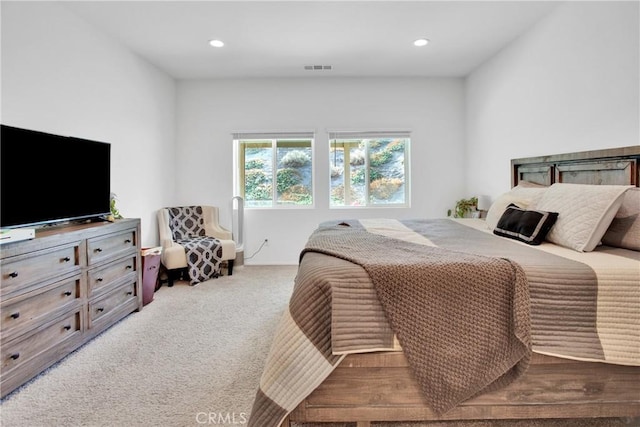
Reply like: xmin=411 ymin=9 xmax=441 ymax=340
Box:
xmin=209 ymin=39 xmax=225 ymax=48
xmin=413 ymin=38 xmax=429 ymax=47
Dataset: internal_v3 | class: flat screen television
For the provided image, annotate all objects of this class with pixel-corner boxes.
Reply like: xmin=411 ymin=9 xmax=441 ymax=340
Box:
xmin=1 ymin=124 xmax=111 ymax=229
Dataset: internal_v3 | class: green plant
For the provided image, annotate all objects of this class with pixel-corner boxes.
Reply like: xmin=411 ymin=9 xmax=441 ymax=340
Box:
xmin=276 ymin=168 xmax=302 ymax=194
xmin=109 ymin=193 xmax=123 ymax=219
xmin=246 ymin=184 xmax=272 ymax=201
xmin=369 ymin=169 xmax=382 ymax=182
xmin=453 ymin=197 xmax=478 ymax=218
xmin=370 ymin=149 xmax=392 ymax=166
xmin=245 ymin=159 xmax=265 ymax=169
xmin=244 ymin=170 xmax=271 ymax=201
xmin=351 ymin=168 xmax=365 ymax=185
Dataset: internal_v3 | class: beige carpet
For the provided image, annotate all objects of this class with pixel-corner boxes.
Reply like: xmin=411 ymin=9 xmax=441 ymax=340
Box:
xmin=0 ymin=266 xmax=636 ymax=427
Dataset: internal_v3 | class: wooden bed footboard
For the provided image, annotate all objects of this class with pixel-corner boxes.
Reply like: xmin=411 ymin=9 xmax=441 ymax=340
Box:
xmin=285 ymin=351 xmax=640 ymax=426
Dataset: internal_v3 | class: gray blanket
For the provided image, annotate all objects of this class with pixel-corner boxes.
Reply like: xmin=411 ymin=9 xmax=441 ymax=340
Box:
xmin=301 ymin=224 xmax=530 ymax=414
xmin=249 ymin=218 xmax=634 ymax=427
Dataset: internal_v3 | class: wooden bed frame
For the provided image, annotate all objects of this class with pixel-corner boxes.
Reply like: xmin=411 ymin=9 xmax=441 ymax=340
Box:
xmin=284 ymin=146 xmax=640 ymax=427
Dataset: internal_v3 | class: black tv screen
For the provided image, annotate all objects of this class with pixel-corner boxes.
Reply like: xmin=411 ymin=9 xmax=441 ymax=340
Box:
xmin=1 ymin=124 xmax=111 ymax=229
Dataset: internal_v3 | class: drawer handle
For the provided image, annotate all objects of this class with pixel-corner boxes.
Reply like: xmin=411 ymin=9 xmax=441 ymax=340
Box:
xmin=127 ymin=291 xmax=133 ymax=296
xmin=96 ymin=278 xmax=104 ymax=282
xmin=125 ymin=239 xmax=132 ymax=243
xmin=150 ymin=265 xmax=157 ymax=270
xmin=64 ymin=291 xmax=73 ymax=297
xmin=126 ymin=265 xmax=133 ymax=270
xmin=64 ymin=325 xmax=72 ymax=331
xmin=97 ymin=307 xmax=105 ymax=312
xmin=62 ymin=256 xmax=71 ymax=262
xmin=94 ymin=248 xmax=103 ymax=253
xmin=9 ymin=271 xmax=18 ymax=278
xmin=10 ymin=312 xmax=20 ymax=319
xmin=10 ymin=353 xmax=20 ymax=360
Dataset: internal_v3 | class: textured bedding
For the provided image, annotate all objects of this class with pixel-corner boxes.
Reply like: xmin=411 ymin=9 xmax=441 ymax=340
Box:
xmin=248 ymin=218 xmax=640 ymax=427
xmin=302 ymin=224 xmax=531 ymax=414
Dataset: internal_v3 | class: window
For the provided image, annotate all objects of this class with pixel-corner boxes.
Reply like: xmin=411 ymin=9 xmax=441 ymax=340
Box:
xmin=234 ymin=132 xmax=314 ymax=208
xmin=329 ymin=131 xmax=410 ymax=207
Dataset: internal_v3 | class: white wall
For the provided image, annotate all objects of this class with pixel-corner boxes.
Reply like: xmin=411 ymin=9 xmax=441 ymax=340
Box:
xmin=6 ymin=2 xmax=634 ymax=265
xmin=1 ymin=2 xmax=176 ymax=246
xmin=176 ymin=77 xmax=466 ymax=264
xmin=466 ymin=1 xmax=640 ymax=199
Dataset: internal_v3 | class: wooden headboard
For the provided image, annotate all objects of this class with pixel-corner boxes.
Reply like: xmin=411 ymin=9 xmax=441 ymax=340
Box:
xmin=511 ymin=146 xmax=640 ymax=188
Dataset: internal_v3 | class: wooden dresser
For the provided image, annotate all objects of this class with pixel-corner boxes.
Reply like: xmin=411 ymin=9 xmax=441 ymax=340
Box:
xmin=0 ymin=219 xmax=142 ymax=398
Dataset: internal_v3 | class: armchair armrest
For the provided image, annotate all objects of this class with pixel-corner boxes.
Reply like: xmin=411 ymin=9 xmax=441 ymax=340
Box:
xmin=157 ymin=208 xmax=175 ymax=247
xmin=209 ymin=229 xmax=233 ymax=241
xmin=202 ymin=206 xmax=234 ymax=241
xmin=160 ymin=238 xmax=174 ymax=250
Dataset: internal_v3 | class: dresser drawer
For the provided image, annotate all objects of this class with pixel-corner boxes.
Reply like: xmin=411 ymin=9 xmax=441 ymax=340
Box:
xmin=1 ymin=311 xmax=81 ymax=377
xmin=87 ymin=229 xmax=137 ymax=265
xmin=89 ymin=282 xmax=137 ymax=326
xmin=1 ymin=276 xmax=81 ymax=340
xmin=87 ymin=255 xmax=137 ymax=298
xmin=1 ymin=244 xmax=80 ymax=297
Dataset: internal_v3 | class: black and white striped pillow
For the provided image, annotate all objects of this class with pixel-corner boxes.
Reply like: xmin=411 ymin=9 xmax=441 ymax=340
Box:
xmin=493 ymin=204 xmax=558 ymax=245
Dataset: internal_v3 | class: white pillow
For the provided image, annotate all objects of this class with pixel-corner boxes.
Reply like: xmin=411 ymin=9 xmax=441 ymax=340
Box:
xmin=601 ymin=187 xmax=640 ymax=251
xmin=485 ymin=186 xmax=548 ymax=231
xmin=534 ymin=183 xmax=631 ymax=252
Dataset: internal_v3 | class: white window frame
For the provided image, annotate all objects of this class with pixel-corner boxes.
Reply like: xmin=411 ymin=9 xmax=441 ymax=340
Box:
xmin=233 ymin=131 xmax=315 ymax=209
xmin=329 ymin=130 xmax=411 ymax=208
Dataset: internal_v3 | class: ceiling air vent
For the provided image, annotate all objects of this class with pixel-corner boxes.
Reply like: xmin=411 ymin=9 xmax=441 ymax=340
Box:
xmin=304 ymin=65 xmax=332 ymax=71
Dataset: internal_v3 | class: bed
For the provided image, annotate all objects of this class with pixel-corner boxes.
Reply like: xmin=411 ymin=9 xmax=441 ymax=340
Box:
xmin=248 ymin=146 xmax=640 ymax=427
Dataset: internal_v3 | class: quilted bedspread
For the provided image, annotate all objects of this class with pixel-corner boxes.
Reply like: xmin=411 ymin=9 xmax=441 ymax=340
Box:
xmin=248 ymin=218 xmax=640 ymax=427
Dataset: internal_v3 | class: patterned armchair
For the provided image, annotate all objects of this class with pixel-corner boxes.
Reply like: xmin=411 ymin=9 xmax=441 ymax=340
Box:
xmin=157 ymin=205 xmax=236 ymax=286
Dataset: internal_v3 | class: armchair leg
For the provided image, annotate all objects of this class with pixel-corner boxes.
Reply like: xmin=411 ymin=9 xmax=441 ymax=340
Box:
xmin=228 ymin=260 xmax=234 ymax=276
xmin=167 ymin=268 xmax=187 ymax=287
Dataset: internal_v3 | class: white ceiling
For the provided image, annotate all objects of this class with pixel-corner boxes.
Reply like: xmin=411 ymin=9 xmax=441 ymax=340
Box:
xmin=62 ymin=1 xmax=561 ymax=80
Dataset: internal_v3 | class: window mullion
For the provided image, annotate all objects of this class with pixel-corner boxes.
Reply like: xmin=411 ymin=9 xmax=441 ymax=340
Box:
xmin=272 ymin=139 xmax=277 ymax=205
xmin=237 ymin=135 xmax=314 ymax=208
xmin=239 ymin=142 xmax=246 ymax=200
xmin=343 ymin=146 xmax=351 ymax=206
xmin=364 ymin=139 xmax=371 ymax=206
xmin=329 ymin=133 xmax=410 ymax=208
